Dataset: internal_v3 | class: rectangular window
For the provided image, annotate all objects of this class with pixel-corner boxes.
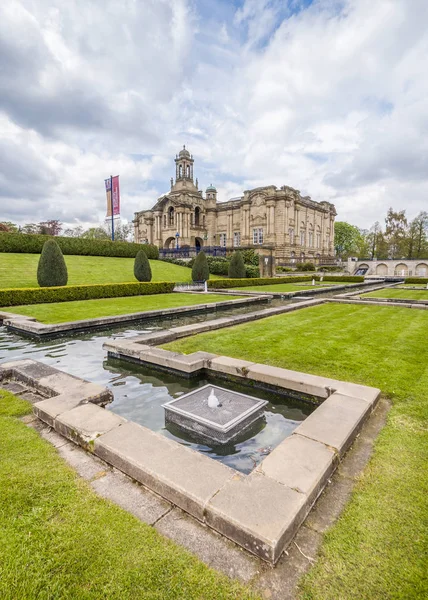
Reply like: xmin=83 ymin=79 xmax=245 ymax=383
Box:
xmin=233 ymin=231 xmax=241 ymax=247
xmin=219 ymin=233 xmax=227 ymax=247
xmin=253 ymin=228 xmax=264 ymax=245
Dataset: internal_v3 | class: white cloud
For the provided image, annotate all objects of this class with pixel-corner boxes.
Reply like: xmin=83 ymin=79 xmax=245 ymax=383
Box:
xmin=0 ymin=0 xmax=427 ymax=231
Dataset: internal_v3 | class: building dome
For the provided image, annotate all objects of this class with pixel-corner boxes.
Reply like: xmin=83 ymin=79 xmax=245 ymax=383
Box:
xmin=206 ymin=183 xmax=217 ymax=192
xmin=178 ymin=145 xmax=191 ymax=158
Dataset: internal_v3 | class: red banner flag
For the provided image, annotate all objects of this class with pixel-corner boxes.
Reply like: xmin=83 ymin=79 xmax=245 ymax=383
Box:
xmin=105 ymin=176 xmax=120 ymax=217
xmin=112 ymin=175 xmax=120 ymax=216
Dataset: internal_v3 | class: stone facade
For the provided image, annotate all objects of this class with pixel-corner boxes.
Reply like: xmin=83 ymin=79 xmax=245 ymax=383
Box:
xmin=133 ymin=147 xmax=337 ymax=262
xmin=349 ymin=259 xmax=428 ymax=278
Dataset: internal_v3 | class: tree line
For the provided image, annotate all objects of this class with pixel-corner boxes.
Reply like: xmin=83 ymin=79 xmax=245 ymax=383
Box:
xmin=0 ymin=220 xmax=133 ymax=242
xmin=334 ymin=208 xmax=428 ymax=260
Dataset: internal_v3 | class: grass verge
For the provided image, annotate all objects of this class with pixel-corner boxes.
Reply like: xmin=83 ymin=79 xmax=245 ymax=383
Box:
xmin=164 ymin=303 xmax=428 ymax=599
xmin=0 ymin=389 xmax=255 ymax=600
xmin=1 ymin=293 xmax=238 ymax=324
xmin=0 ymin=253 xmax=220 ymax=287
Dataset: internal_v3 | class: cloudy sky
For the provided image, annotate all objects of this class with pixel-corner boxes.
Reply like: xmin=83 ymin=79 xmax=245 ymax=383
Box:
xmin=1 ymin=0 xmax=427 ymax=231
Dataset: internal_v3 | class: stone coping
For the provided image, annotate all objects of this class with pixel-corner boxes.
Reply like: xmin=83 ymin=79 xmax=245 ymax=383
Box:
xmin=209 ymin=279 xmax=382 ymax=299
xmin=1 ymin=357 xmax=380 ymax=563
xmin=330 ymin=298 xmax=428 ymax=310
xmin=358 ymin=296 xmax=428 ymax=306
xmin=0 ymin=295 xmax=270 ymax=339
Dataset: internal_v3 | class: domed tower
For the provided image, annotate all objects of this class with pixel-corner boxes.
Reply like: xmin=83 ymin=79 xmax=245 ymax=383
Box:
xmin=205 ymin=183 xmax=217 ymax=207
xmin=175 ymin=145 xmax=194 ymax=183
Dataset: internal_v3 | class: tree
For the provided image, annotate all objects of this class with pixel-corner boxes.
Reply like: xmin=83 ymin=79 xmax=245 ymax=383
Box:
xmin=0 ymin=221 xmax=18 ymax=232
xmin=192 ymin=251 xmax=209 ymax=282
xmin=113 ymin=222 xmax=133 ymax=242
xmin=134 ymin=249 xmax=152 ymax=282
xmin=81 ymin=227 xmax=110 ymax=240
xmin=63 ymin=225 xmax=84 ymax=238
xmin=38 ymin=220 xmax=63 ymax=236
xmin=21 ymin=223 xmax=40 ymax=234
xmin=385 ymin=208 xmax=407 ymax=259
xmin=407 ymin=211 xmax=428 ymax=259
xmin=228 ymin=251 xmax=246 ymax=278
xmin=365 ymin=221 xmax=388 ymax=259
xmin=37 ymin=240 xmax=68 ymax=287
xmin=334 ymin=222 xmax=361 ymax=258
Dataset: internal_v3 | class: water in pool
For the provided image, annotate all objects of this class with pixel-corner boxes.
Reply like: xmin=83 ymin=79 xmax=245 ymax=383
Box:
xmin=0 ymin=303 xmax=314 ymax=474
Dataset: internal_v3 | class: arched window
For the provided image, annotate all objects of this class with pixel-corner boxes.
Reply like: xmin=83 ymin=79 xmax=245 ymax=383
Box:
xmin=186 ymin=165 xmax=190 ymax=177
xmin=289 ymin=228 xmax=294 ymax=244
xmin=195 ymin=206 xmax=200 ymax=226
xmin=168 ymin=206 xmax=175 ymax=226
xmin=163 ymin=215 xmax=166 ymax=228
xmin=179 ymin=165 xmax=182 ymax=178
xmin=316 ymin=226 xmax=321 ymax=248
xmin=300 ymin=229 xmax=305 ymax=246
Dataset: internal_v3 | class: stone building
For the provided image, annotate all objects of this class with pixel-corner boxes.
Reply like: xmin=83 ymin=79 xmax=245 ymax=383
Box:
xmin=133 ymin=147 xmax=337 ymax=263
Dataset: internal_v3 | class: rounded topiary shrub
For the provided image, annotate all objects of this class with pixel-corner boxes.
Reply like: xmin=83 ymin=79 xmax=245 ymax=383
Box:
xmin=134 ymin=249 xmax=152 ymax=282
xmin=37 ymin=240 xmax=68 ymax=287
xmin=300 ymin=262 xmax=316 ymax=272
xmin=192 ymin=251 xmax=209 ymax=282
xmin=228 ymin=251 xmax=246 ymax=278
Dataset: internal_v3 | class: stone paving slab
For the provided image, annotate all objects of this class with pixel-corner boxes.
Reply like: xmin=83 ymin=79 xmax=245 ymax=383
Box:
xmin=208 ymin=356 xmax=256 ymax=377
xmin=206 ymin=472 xmax=307 ymax=564
xmin=91 ymin=471 xmax=172 ymax=526
xmin=155 ymin=507 xmax=260 ymax=583
xmin=55 ymin=403 xmax=126 ymax=448
xmin=256 ymin=433 xmax=336 ymax=504
xmin=293 ymin=392 xmax=373 ymax=457
xmin=94 ymin=421 xmax=236 ymax=521
xmin=34 ymin=394 xmax=91 ymax=428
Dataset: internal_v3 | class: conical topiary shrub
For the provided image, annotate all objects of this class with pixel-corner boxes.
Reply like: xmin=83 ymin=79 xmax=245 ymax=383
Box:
xmin=192 ymin=250 xmax=209 ymax=282
xmin=37 ymin=240 xmax=68 ymax=287
xmin=228 ymin=251 xmax=246 ymax=278
xmin=134 ymin=249 xmax=152 ymax=282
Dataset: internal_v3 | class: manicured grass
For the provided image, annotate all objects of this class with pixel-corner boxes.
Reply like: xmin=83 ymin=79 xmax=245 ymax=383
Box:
xmin=0 ymin=253 xmax=220 ymax=287
xmin=362 ymin=288 xmax=428 ymax=300
xmin=0 ymin=389 xmax=254 ymax=600
xmin=228 ymin=283 xmax=341 ymax=293
xmin=164 ymin=303 xmax=428 ymax=600
xmin=1 ymin=293 xmax=238 ymax=324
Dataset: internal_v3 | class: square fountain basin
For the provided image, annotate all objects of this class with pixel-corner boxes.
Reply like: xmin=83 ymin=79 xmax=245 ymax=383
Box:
xmin=163 ymin=384 xmax=268 ymax=444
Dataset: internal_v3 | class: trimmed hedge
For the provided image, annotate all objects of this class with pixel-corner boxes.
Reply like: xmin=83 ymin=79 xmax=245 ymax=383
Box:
xmin=0 ymin=281 xmax=174 ymax=307
xmin=0 ymin=232 xmax=159 ymax=259
xmin=405 ymin=277 xmax=428 ymax=284
xmin=208 ymin=275 xmax=364 ymax=289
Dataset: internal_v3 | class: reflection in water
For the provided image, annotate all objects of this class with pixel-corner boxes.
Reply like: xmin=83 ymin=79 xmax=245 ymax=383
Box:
xmin=0 ymin=301 xmax=313 ymax=474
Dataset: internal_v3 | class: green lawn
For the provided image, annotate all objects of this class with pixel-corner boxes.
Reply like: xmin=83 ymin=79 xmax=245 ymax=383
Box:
xmin=227 ymin=283 xmax=341 ymax=293
xmin=362 ymin=288 xmax=428 ymax=300
xmin=0 ymin=390 xmax=254 ymax=600
xmin=1 ymin=293 xmax=237 ymax=324
xmin=164 ymin=303 xmax=428 ymax=600
xmin=0 ymin=253 xmax=220 ymax=287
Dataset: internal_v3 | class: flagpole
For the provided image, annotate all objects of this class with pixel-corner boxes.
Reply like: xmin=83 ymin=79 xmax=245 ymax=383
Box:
xmin=110 ymin=174 xmax=115 ymax=241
